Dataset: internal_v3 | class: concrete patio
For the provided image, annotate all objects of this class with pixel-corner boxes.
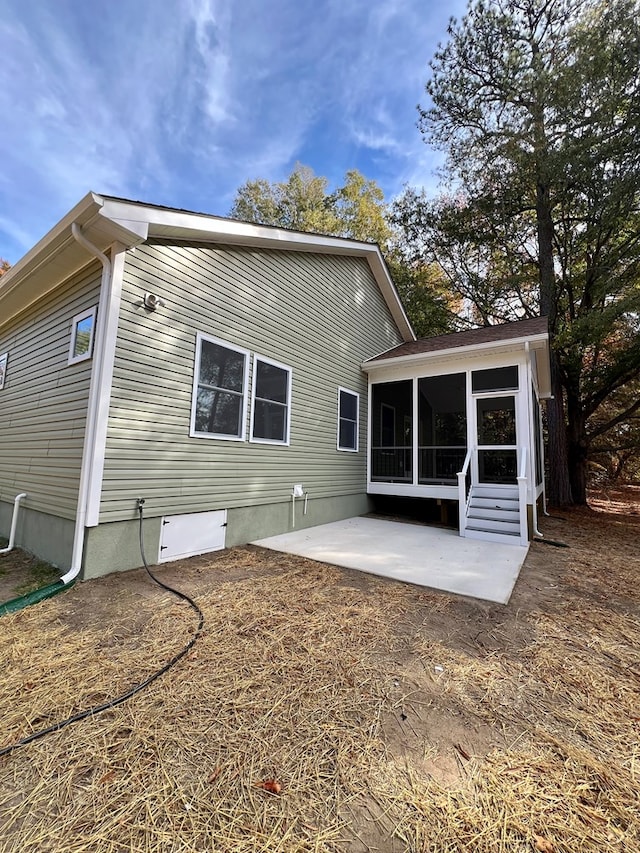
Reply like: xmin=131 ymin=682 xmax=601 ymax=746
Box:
xmin=253 ymin=516 xmax=529 ymax=604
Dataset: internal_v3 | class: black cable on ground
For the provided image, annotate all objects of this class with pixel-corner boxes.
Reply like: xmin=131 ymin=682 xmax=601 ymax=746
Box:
xmin=535 ymin=537 xmax=570 ymax=548
xmin=0 ymin=500 xmax=204 ymax=758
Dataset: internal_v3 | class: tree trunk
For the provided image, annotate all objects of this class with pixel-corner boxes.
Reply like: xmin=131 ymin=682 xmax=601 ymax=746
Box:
xmin=566 ymin=385 xmax=589 ymax=505
xmin=545 ymin=351 xmax=574 ymax=505
xmin=536 ymin=180 xmax=574 ymax=506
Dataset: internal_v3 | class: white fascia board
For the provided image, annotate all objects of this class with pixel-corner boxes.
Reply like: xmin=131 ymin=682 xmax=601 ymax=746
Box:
xmin=361 ymin=333 xmax=549 ymax=372
xmin=98 ymin=196 xmax=377 ymax=252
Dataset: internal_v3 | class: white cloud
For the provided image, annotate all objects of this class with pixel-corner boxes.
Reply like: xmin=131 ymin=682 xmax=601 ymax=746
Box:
xmin=0 ymin=0 xmax=469 ymax=261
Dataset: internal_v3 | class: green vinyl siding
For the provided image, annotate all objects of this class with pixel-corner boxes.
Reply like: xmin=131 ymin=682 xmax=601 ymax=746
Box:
xmin=0 ymin=263 xmax=101 ymax=521
xmin=99 ymin=242 xmax=403 ymax=521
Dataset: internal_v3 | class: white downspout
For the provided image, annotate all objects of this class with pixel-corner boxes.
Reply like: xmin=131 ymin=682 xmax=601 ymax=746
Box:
xmin=0 ymin=493 xmax=28 ymax=555
xmin=62 ymin=224 xmax=112 ymax=585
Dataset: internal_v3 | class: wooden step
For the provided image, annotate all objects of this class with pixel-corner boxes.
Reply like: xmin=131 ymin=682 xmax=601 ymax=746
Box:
xmin=467 ymin=506 xmax=519 ymax=521
xmin=470 ymin=496 xmax=519 ymax=511
xmin=466 ymin=517 xmax=521 ymax=534
xmin=464 ymin=528 xmax=526 ymax=546
xmin=471 ymin=485 xmax=518 ymax=499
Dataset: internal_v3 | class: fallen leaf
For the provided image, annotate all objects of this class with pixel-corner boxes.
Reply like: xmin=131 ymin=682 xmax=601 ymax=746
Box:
xmin=534 ymin=834 xmax=555 ymax=852
xmin=255 ymin=778 xmax=282 ymax=794
xmin=208 ymin=767 xmax=222 ymax=784
xmin=98 ymin=770 xmax=116 ymax=785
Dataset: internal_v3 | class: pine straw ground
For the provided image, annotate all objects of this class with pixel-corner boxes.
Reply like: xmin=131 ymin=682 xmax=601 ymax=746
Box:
xmin=0 ymin=491 xmax=638 ymax=852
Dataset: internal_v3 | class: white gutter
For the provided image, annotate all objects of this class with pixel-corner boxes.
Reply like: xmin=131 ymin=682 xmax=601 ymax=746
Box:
xmin=62 ymin=224 xmax=113 ymax=585
xmin=0 ymin=493 xmax=28 ymax=555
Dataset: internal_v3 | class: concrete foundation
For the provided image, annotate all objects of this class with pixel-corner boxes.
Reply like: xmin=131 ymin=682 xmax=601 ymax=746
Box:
xmin=81 ymin=493 xmax=372 ymax=579
xmin=0 ymin=500 xmax=74 ymax=569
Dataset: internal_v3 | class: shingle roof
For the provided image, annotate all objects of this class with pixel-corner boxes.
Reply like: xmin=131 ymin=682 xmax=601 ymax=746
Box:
xmin=366 ymin=317 xmax=548 ymax=363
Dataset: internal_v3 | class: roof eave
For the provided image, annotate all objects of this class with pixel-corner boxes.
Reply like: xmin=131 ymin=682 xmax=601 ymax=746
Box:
xmin=1 ymin=195 xmax=415 ymax=342
xmin=0 ymin=193 xmax=151 ymax=331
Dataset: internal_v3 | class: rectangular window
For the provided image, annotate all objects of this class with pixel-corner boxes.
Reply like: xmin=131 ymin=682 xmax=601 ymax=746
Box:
xmin=418 ymin=372 xmax=467 ymax=484
xmin=190 ymin=334 xmax=249 ymax=440
xmin=68 ymin=307 xmax=96 ymax=365
xmin=371 ymin=380 xmax=413 ymax=483
xmin=250 ymin=356 xmax=292 ymax=444
xmin=337 ymin=388 xmax=359 ymax=451
xmin=472 ymin=365 xmax=518 ymax=393
xmin=0 ymin=352 xmax=7 ymax=390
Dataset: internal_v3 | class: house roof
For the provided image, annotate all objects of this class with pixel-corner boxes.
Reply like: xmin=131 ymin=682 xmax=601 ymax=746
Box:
xmin=0 ymin=193 xmax=415 ymax=342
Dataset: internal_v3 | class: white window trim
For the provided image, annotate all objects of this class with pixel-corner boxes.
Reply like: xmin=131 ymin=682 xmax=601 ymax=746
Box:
xmin=337 ymin=387 xmax=360 ymax=452
xmin=249 ymin=353 xmax=292 ymax=446
xmin=68 ymin=306 xmax=97 ymax=365
xmin=0 ymin=351 xmax=7 ymax=390
xmin=189 ymin=332 xmax=250 ymax=441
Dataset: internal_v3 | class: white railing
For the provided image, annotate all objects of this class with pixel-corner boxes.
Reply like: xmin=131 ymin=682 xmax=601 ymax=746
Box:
xmin=517 ymin=446 xmax=528 ymax=546
xmin=456 ymin=448 xmax=473 ymax=537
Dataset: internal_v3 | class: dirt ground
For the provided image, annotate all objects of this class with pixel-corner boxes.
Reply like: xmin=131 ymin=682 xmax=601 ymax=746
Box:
xmin=0 ymin=488 xmax=638 ymax=852
xmin=0 ymin=540 xmax=59 ymax=603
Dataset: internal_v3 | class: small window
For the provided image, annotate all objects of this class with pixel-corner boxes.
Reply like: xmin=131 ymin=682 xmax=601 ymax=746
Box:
xmin=337 ymin=388 xmax=359 ymax=451
xmin=68 ymin=307 xmax=96 ymax=364
xmin=190 ymin=334 xmax=249 ymax=440
xmin=250 ymin=356 xmax=292 ymax=444
xmin=0 ymin=352 xmax=7 ymax=390
xmin=472 ymin=365 xmax=519 ymax=393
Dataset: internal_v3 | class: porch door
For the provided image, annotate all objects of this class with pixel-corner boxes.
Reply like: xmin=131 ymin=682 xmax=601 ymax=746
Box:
xmin=475 ymin=395 xmax=518 ymax=485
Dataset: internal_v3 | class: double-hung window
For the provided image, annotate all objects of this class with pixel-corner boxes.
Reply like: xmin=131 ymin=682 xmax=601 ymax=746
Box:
xmin=337 ymin=388 xmax=359 ymax=451
xmin=250 ymin=356 xmax=292 ymax=444
xmin=190 ymin=334 xmax=249 ymax=439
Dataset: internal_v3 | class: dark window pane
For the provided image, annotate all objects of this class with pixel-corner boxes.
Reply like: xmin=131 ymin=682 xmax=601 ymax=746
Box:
xmin=253 ymin=399 xmax=286 ymax=441
xmin=472 ymin=366 xmax=518 ymax=393
xmin=418 ymin=373 xmax=466 ymax=446
xmin=478 ymin=449 xmax=517 ymax=484
xmin=339 ymin=419 xmax=356 ymax=450
xmin=477 ymin=397 xmax=516 ymax=445
xmin=199 ymin=341 xmax=245 ymax=392
xmin=371 ymin=381 xmax=413 ymax=481
xmin=339 ymin=390 xmax=357 ymax=421
xmin=256 ymin=361 xmax=288 ymax=403
xmin=195 ymin=388 xmax=243 ymax=436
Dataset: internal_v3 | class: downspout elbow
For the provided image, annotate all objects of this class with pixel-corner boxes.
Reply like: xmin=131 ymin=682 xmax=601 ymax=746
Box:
xmin=71 ymin=223 xmax=110 ymax=269
xmin=0 ymin=493 xmax=28 ymax=555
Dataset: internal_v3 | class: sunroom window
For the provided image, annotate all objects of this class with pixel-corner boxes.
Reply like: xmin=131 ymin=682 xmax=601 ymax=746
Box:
xmin=337 ymin=388 xmax=359 ymax=451
xmin=371 ymin=380 xmax=413 ymax=482
xmin=250 ymin=356 xmax=291 ymax=444
xmin=191 ymin=334 xmax=249 ymax=439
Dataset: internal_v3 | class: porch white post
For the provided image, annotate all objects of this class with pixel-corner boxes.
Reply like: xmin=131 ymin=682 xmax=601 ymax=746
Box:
xmin=366 ymin=381 xmax=372 ymax=490
xmin=412 ymin=376 xmax=418 ymax=485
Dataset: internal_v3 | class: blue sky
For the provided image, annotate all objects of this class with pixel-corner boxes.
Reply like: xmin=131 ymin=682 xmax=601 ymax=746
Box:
xmin=1 ymin=0 xmax=468 ymax=264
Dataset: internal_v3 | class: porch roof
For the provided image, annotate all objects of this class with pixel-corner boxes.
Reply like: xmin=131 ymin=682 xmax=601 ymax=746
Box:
xmin=364 ymin=317 xmax=548 ymax=365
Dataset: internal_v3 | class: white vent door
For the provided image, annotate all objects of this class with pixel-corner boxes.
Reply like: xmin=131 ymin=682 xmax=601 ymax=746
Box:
xmin=158 ymin=510 xmax=227 ymax=563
